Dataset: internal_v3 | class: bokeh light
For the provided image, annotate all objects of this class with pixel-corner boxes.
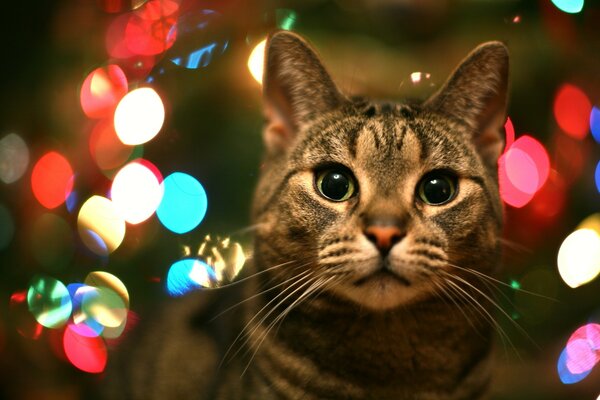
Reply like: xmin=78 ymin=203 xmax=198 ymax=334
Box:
xmin=248 ymin=39 xmax=266 ymax=85
xmin=0 ymin=133 xmax=29 ymax=184
xmin=498 ymin=135 xmax=550 ymax=208
xmin=591 ymin=106 xmax=600 ymax=144
xmin=504 ymin=117 xmax=515 ymax=151
xmin=111 ymin=160 xmax=163 ymax=224
xmin=77 ymin=195 xmax=126 ymax=256
xmin=276 ymin=9 xmax=297 ymax=30
xmin=551 ymin=0 xmax=584 ymax=14
xmin=157 ymin=172 xmax=207 ymax=234
xmin=31 ymin=152 xmax=74 ymax=209
xmin=553 ymin=84 xmax=592 ymax=140
xmin=9 ymin=290 xmax=43 ymax=339
xmin=169 ymin=9 xmax=229 ymax=70
xmin=557 ymin=229 xmax=600 ymax=288
xmin=80 ymin=65 xmax=128 ymax=119
xmin=596 ymin=160 xmax=600 ymax=194
xmin=30 ymin=213 xmax=74 ymax=272
xmin=84 ymin=271 xmax=130 ymax=309
xmin=558 ymin=323 xmax=600 ymax=384
xmin=63 ymin=328 xmax=107 ymax=373
xmin=124 ymin=0 xmax=179 ymax=56
xmin=81 ymin=286 xmax=127 ymax=328
xmin=198 ymin=235 xmax=246 ymax=284
xmin=114 ymin=87 xmax=165 ymax=145
xmin=27 ymin=275 xmax=72 ymax=329
xmin=89 ymin=119 xmax=135 ymax=173
xmin=0 ymin=203 xmax=14 ymax=250
xmin=578 ymin=213 xmax=600 ymax=235
xmin=166 ymin=258 xmax=214 ymax=296
xmin=99 ymin=0 xmax=148 ymax=13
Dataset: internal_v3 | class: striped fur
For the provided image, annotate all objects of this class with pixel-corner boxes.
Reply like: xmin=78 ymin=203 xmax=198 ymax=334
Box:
xmin=105 ymin=31 xmax=508 ymax=399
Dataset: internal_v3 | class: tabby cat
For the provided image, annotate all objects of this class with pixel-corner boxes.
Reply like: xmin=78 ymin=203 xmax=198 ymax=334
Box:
xmin=105 ymin=30 xmax=509 ymax=399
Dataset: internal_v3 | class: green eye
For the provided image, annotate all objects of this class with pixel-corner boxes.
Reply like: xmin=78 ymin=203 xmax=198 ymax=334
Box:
xmin=316 ymin=168 xmax=356 ymax=202
xmin=418 ymin=172 xmax=457 ymax=205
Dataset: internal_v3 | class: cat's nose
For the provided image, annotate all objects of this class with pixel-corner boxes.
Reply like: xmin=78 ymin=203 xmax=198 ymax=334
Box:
xmin=364 ymin=225 xmax=404 ymax=255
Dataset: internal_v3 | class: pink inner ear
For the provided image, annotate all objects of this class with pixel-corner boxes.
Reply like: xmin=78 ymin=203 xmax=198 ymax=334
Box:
xmin=263 ymin=102 xmax=294 ymax=153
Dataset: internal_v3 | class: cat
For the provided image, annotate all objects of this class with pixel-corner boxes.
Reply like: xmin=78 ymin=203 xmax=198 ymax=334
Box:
xmin=104 ymin=30 xmax=508 ymax=399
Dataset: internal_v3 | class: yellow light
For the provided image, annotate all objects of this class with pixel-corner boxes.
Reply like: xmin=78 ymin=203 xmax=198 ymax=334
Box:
xmin=577 ymin=213 xmax=600 ymax=236
xmin=557 ymin=229 xmax=600 ymax=288
xmin=114 ymin=87 xmax=165 ymax=145
xmin=78 ymin=196 xmax=126 ymax=256
xmin=248 ymin=39 xmax=267 ymax=85
xmin=111 ymin=161 xmax=163 ymax=224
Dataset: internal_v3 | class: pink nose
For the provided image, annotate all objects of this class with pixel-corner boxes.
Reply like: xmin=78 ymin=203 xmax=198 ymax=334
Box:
xmin=364 ymin=226 xmax=404 ymax=254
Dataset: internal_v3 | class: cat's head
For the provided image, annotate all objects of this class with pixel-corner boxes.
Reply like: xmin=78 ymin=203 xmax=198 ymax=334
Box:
xmin=252 ymin=31 xmax=508 ymax=311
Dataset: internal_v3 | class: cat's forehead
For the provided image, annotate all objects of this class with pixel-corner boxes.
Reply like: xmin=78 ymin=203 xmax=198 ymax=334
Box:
xmin=291 ymin=105 xmax=477 ymax=175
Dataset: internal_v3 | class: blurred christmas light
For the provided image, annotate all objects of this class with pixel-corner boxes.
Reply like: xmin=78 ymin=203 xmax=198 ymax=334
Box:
xmin=81 ymin=286 xmax=127 ymax=328
xmin=0 ymin=203 xmax=14 ymax=250
xmin=9 ymin=290 xmax=43 ymax=339
xmin=80 ymin=65 xmax=128 ymax=119
xmin=198 ymin=235 xmax=246 ymax=284
xmin=27 ymin=275 xmax=72 ymax=329
xmin=551 ymin=0 xmax=584 ymax=14
xmin=591 ymin=106 xmax=600 ymax=143
xmin=578 ymin=213 xmax=600 ymax=235
xmin=30 ymin=213 xmax=74 ymax=272
xmin=168 ymin=9 xmax=229 ymax=70
xmin=124 ymin=0 xmax=179 ymax=56
xmin=84 ymin=271 xmax=130 ymax=309
xmin=248 ymin=39 xmax=266 ymax=85
xmin=596 ymin=160 xmax=600 ymax=194
xmin=63 ymin=328 xmax=107 ymax=373
xmin=157 ymin=172 xmax=207 ymax=234
xmin=166 ymin=258 xmax=214 ymax=296
xmin=410 ymin=72 xmax=431 ymax=85
xmin=77 ymin=195 xmax=126 ymax=256
xmin=111 ymin=160 xmax=164 ymax=224
xmin=114 ymin=87 xmax=165 ymax=145
xmin=557 ymin=229 xmax=600 ymax=288
xmin=558 ymin=323 xmax=600 ymax=384
xmin=276 ymin=9 xmax=297 ymax=30
xmin=553 ymin=84 xmax=591 ymax=140
xmin=89 ymin=119 xmax=135 ymax=173
xmin=498 ymin=135 xmax=549 ymax=208
xmin=31 ymin=151 xmax=74 ymax=209
xmin=0 ymin=133 xmax=29 ymax=184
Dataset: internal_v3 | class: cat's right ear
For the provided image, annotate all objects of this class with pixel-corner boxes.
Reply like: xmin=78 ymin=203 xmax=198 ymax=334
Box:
xmin=262 ymin=31 xmax=345 ymax=154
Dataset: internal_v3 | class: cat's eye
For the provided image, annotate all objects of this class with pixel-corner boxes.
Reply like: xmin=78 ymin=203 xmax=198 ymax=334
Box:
xmin=417 ymin=172 xmax=457 ymax=206
xmin=315 ymin=168 xmax=356 ymax=202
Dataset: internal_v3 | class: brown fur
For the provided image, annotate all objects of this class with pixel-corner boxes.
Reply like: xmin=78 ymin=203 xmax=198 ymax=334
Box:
xmin=105 ymin=31 xmax=509 ymax=399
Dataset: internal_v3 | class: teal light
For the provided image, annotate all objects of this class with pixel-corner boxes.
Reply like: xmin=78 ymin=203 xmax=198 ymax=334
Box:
xmin=551 ymin=0 xmax=584 ymax=14
xmin=157 ymin=172 xmax=207 ymax=234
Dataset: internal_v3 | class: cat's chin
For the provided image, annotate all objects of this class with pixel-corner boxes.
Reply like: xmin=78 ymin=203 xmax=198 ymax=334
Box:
xmin=330 ymin=276 xmax=427 ymax=311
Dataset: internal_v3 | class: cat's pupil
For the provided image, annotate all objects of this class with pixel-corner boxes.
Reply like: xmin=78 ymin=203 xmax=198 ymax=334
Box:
xmin=317 ymin=170 xmax=354 ymax=201
xmin=419 ymin=174 xmax=456 ymax=205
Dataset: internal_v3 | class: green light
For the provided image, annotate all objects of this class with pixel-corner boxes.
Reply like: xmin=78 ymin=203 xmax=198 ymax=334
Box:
xmin=510 ymin=280 xmax=521 ymax=290
xmin=276 ymin=9 xmax=297 ymax=31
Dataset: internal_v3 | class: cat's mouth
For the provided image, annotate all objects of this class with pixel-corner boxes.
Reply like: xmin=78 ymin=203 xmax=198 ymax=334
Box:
xmin=353 ymin=267 xmax=411 ymax=287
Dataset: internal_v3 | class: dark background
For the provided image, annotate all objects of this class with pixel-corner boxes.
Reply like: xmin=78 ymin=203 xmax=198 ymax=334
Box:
xmin=1 ymin=0 xmax=600 ymax=398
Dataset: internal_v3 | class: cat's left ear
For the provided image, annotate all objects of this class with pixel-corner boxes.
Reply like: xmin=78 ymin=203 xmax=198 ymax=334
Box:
xmin=425 ymin=42 xmax=509 ymax=166
xmin=262 ymin=31 xmax=345 ymax=154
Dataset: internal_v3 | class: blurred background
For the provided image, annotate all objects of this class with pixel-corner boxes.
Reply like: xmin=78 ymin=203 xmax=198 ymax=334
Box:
xmin=1 ymin=0 xmax=600 ymax=398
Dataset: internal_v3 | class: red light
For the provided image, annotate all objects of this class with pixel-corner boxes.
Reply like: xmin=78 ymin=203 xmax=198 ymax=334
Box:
xmin=31 ymin=152 xmax=74 ymax=209
xmin=124 ymin=0 xmax=179 ymax=57
xmin=553 ymin=84 xmax=592 ymax=140
xmin=89 ymin=119 xmax=134 ymax=172
xmin=63 ymin=328 xmax=108 ymax=373
xmin=80 ymin=65 xmax=128 ymax=119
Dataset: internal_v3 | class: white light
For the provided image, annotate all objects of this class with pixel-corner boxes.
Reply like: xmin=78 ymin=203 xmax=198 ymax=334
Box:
xmin=557 ymin=229 xmax=600 ymax=288
xmin=248 ymin=39 xmax=267 ymax=85
xmin=114 ymin=87 xmax=165 ymax=145
xmin=111 ymin=161 xmax=163 ymax=224
xmin=0 ymin=133 xmax=29 ymax=184
xmin=78 ymin=196 xmax=126 ymax=255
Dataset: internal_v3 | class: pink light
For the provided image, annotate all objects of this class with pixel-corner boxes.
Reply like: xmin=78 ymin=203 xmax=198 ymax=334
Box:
xmin=504 ymin=117 xmax=515 ymax=152
xmin=511 ymin=135 xmax=550 ymax=192
xmin=63 ymin=328 xmax=107 ymax=374
xmin=565 ymin=338 xmax=598 ymax=374
xmin=80 ymin=65 xmax=128 ymax=119
xmin=553 ymin=84 xmax=592 ymax=140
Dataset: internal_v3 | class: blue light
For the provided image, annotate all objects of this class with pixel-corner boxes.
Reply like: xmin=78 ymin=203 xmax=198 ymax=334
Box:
xmin=551 ymin=0 xmax=584 ymax=14
xmin=557 ymin=347 xmax=592 ymax=384
xmin=157 ymin=172 xmax=207 ymax=234
xmin=166 ymin=259 xmax=214 ymax=296
xmin=590 ymin=106 xmax=600 ymax=144
xmin=595 ymin=160 xmax=600 ymax=194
